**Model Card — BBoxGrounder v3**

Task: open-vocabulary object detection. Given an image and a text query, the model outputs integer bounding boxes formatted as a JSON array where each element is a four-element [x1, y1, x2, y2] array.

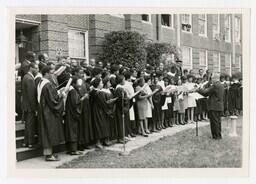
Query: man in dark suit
[[19, 51, 36, 80], [22, 63, 38, 147], [198, 73, 224, 139]]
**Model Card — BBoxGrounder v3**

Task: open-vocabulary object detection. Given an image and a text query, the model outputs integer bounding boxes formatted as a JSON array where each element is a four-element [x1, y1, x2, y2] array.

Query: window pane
[[199, 20, 205, 35], [182, 47, 191, 69], [199, 50, 206, 66], [225, 53, 231, 74], [161, 14, 170, 26], [213, 52, 220, 72], [142, 14, 149, 21], [68, 30, 86, 58], [212, 14, 218, 24]]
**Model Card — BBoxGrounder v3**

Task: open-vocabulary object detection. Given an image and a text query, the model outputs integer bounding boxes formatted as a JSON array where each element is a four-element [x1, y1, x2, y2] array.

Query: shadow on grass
[[58, 117, 242, 168]]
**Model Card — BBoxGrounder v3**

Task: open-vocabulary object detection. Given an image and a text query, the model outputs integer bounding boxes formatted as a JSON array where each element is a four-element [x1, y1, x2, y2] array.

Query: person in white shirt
[[123, 71, 136, 138]]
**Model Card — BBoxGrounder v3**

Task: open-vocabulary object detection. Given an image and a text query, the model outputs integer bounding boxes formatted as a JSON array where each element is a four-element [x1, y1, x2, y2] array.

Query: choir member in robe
[[115, 75, 132, 143], [89, 77, 111, 149], [228, 75, 241, 116], [151, 74, 165, 131], [64, 76, 83, 155], [101, 77, 119, 144], [79, 70, 94, 149], [37, 66, 66, 161]]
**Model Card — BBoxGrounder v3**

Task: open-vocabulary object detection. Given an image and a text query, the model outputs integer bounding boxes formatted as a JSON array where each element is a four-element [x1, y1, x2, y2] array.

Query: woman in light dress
[[135, 77, 157, 136], [185, 75, 197, 123], [144, 76, 154, 133]]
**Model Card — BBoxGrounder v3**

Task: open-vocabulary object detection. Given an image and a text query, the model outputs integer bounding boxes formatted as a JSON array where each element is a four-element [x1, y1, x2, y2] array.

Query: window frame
[[68, 29, 89, 64], [224, 14, 231, 42], [199, 49, 208, 69], [181, 14, 192, 33], [141, 14, 152, 24], [182, 46, 193, 70], [161, 14, 174, 29], [110, 14, 125, 18], [234, 16, 241, 44], [212, 51, 221, 73], [235, 55, 242, 71], [198, 14, 207, 37], [212, 14, 220, 40], [225, 53, 232, 75]]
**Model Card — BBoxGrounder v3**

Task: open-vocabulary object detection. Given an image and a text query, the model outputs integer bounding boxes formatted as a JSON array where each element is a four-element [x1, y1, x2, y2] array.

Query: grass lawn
[[58, 116, 242, 168]]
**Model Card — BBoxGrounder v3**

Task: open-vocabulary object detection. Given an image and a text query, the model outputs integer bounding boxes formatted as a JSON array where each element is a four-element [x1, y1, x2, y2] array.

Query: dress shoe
[[45, 155, 60, 161], [70, 151, 83, 155]]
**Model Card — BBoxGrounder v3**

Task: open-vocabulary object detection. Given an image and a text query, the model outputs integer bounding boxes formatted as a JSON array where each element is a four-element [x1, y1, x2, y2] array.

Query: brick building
[[15, 14, 242, 75], [15, 14, 243, 161]]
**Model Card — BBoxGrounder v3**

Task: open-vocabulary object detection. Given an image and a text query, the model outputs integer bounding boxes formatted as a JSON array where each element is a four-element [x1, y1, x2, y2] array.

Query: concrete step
[[16, 135, 38, 148], [16, 143, 67, 162], [16, 121, 25, 137]]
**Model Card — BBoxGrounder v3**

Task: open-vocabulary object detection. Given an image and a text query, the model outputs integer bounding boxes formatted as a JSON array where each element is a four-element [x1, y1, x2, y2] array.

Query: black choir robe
[[79, 81, 94, 145], [38, 82, 65, 149], [228, 82, 241, 113], [89, 89, 110, 140], [102, 89, 117, 140], [64, 87, 81, 143], [114, 86, 131, 138], [151, 84, 165, 124]]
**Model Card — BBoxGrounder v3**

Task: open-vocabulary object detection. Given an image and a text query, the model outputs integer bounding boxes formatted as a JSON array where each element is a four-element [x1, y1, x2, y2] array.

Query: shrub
[[145, 42, 180, 68], [99, 31, 147, 70]]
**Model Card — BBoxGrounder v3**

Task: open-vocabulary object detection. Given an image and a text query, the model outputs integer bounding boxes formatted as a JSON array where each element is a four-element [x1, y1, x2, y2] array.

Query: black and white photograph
[[3, 5, 252, 180]]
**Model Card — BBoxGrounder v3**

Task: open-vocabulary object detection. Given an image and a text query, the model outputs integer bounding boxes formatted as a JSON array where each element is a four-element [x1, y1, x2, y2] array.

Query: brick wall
[[16, 14, 242, 74]]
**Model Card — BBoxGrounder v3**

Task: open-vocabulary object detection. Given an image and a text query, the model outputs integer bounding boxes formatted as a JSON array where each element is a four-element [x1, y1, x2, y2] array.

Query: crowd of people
[[16, 51, 243, 161]]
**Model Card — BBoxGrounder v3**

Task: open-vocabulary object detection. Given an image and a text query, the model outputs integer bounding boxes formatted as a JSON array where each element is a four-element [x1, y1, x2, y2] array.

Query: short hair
[[144, 75, 151, 83], [71, 76, 79, 86], [41, 66, 51, 76], [116, 74, 125, 85], [137, 77, 145, 86], [29, 62, 37, 69], [72, 66, 80, 75], [124, 71, 132, 80], [91, 77, 101, 88], [25, 51, 35, 62], [38, 53, 45, 61], [110, 64, 119, 74], [102, 76, 110, 87], [183, 69, 188, 73], [91, 67, 103, 77]]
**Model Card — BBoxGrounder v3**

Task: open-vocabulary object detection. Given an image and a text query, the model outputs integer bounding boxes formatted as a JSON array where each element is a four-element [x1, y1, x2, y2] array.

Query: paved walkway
[[16, 121, 210, 169]]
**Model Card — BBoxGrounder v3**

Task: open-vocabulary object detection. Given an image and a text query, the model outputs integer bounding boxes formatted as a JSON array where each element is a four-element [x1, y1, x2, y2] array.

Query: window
[[110, 14, 124, 18], [142, 14, 151, 23], [212, 52, 220, 72], [225, 53, 231, 75], [199, 49, 207, 69], [212, 14, 220, 40], [235, 55, 242, 71], [198, 14, 207, 36], [224, 15, 231, 42], [182, 46, 192, 69], [181, 14, 192, 32], [161, 14, 173, 28], [235, 16, 241, 43], [68, 30, 88, 62]]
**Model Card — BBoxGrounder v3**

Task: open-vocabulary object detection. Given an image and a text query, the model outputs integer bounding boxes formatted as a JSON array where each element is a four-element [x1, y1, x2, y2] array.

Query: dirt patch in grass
[[58, 117, 242, 168]]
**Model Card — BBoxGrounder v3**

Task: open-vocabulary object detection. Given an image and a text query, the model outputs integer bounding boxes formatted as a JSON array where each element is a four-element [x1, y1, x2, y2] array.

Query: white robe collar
[[37, 78, 50, 103]]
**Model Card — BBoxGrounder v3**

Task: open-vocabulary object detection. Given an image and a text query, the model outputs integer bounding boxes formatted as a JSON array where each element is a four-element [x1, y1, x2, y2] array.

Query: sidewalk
[[16, 121, 210, 169]]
